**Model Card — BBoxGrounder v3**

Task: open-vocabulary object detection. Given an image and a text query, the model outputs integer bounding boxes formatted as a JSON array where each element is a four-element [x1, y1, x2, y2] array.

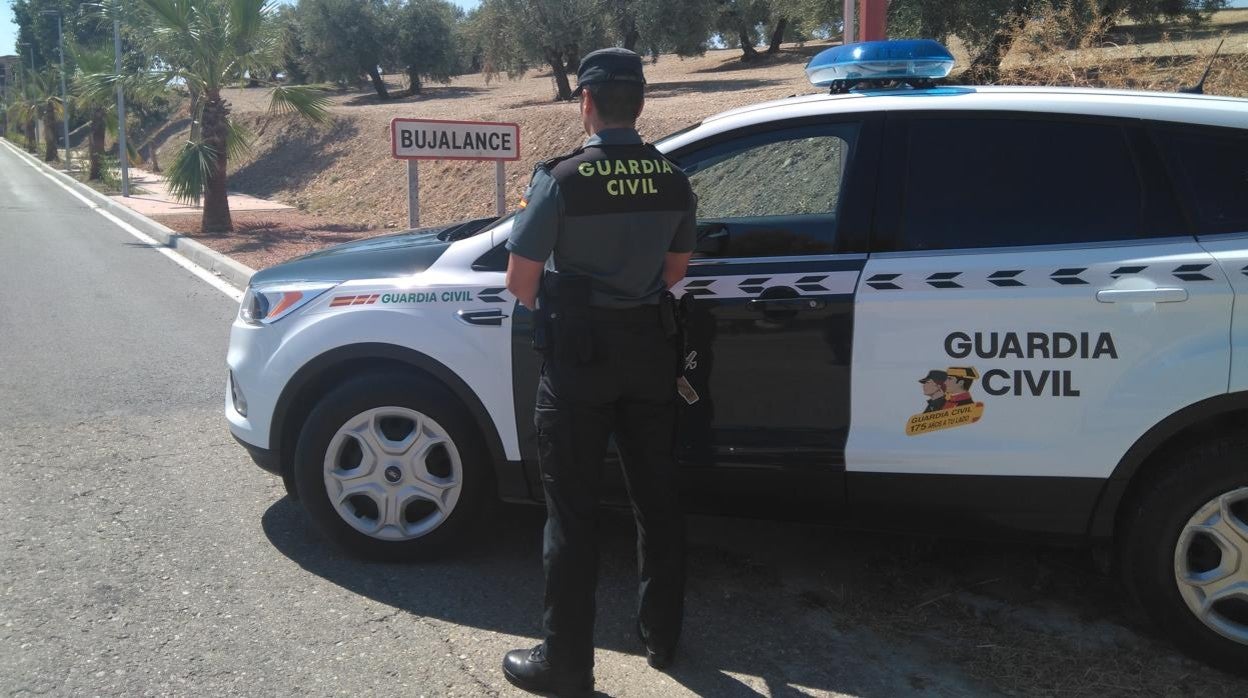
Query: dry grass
[[990, 6, 1248, 95], [141, 8, 1248, 268]]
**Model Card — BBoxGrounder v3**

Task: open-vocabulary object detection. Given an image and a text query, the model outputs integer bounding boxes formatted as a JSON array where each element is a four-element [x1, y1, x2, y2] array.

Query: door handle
[[1096, 288, 1188, 304], [747, 297, 826, 312]]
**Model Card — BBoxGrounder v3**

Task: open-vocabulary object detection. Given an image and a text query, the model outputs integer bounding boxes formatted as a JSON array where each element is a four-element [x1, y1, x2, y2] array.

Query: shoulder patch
[[538, 147, 586, 173]]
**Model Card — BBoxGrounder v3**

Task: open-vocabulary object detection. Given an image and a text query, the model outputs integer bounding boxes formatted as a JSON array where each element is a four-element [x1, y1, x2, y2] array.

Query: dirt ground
[[138, 9, 1248, 270], [150, 210, 393, 270]]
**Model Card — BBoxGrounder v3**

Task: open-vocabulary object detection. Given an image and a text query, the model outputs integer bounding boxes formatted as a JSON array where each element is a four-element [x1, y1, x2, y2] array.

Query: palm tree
[[28, 70, 66, 163], [138, 0, 330, 232], [72, 46, 118, 181], [11, 73, 43, 154], [74, 45, 165, 181]]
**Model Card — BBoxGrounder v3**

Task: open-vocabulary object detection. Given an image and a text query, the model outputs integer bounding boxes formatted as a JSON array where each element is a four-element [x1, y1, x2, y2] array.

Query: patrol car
[[225, 40, 1248, 672]]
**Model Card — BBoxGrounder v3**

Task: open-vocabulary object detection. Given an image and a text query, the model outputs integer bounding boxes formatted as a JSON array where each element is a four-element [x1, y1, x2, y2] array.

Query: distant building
[[0, 55, 19, 101]]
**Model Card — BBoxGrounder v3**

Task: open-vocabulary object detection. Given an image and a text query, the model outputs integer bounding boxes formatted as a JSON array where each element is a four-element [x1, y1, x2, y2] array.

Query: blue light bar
[[805, 39, 955, 88]]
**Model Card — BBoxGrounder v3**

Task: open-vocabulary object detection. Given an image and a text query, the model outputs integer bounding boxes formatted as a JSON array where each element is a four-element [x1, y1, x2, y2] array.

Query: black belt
[[590, 304, 661, 322]]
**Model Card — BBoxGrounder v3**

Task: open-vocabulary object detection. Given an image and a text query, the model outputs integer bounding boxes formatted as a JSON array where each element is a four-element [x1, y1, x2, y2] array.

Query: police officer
[[501, 47, 697, 697]]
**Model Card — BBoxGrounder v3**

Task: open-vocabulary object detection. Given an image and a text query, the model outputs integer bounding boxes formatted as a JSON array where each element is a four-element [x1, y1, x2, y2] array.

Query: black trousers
[[534, 306, 686, 670]]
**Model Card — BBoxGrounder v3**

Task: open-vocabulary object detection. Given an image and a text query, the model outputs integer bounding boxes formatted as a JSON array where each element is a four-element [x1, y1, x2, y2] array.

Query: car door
[[845, 112, 1233, 536], [664, 116, 882, 514]]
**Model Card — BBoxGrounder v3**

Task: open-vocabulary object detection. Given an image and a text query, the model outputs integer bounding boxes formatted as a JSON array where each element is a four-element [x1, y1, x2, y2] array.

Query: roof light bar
[[805, 39, 955, 93]]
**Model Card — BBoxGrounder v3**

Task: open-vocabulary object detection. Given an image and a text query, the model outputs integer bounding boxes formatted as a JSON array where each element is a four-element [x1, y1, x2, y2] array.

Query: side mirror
[[695, 222, 728, 256]]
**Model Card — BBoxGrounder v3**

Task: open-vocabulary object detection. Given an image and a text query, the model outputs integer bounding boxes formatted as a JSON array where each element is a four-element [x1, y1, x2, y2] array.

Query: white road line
[[1, 139, 244, 302]]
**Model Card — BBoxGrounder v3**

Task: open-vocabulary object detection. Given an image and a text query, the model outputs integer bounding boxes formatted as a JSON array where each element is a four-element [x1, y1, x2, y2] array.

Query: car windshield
[[438, 215, 511, 241]]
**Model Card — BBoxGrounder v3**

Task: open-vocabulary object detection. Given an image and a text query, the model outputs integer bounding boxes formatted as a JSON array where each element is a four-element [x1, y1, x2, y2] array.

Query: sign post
[[391, 118, 521, 228], [407, 160, 420, 227]]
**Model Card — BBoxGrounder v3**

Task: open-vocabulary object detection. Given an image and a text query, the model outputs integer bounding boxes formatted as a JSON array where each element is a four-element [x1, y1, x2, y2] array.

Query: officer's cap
[[572, 47, 646, 97], [918, 370, 948, 384], [946, 366, 980, 381]]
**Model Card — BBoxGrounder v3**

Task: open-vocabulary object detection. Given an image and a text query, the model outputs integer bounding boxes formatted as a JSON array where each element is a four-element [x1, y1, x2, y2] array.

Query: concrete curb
[[2, 138, 256, 291]]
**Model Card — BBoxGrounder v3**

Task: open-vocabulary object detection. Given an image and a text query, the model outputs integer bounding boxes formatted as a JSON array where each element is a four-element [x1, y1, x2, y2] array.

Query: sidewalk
[[112, 166, 294, 217]]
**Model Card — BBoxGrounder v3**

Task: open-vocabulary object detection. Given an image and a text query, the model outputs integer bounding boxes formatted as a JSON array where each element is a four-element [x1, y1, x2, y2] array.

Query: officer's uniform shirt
[[506, 128, 698, 309]]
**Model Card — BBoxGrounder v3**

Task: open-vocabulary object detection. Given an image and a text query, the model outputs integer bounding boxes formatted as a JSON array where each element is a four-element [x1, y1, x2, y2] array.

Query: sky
[[3, 0, 1246, 57], [1, 0, 482, 56]]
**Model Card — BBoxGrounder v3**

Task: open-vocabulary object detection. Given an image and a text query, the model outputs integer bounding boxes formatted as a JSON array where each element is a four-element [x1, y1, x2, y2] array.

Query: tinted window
[[897, 118, 1147, 251], [680, 123, 858, 257], [1161, 128, 1248, 235]]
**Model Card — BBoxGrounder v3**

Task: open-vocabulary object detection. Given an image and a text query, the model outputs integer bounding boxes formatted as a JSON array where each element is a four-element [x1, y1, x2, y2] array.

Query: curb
[[2, 138, 256, 291]]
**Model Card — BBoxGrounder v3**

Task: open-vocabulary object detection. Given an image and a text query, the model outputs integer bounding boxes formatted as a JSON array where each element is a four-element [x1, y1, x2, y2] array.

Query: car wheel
[[293, 371, 491, 561], [1121, 435, 1248, 676]]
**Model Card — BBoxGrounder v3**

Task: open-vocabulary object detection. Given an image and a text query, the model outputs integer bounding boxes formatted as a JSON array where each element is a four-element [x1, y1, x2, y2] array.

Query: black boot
[[502, 644, 593, 697], [637, 621, 676, 670]]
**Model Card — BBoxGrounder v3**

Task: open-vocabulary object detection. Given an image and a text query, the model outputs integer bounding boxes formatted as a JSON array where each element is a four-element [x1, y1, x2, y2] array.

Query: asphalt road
[[2, 140, 1245, 698]]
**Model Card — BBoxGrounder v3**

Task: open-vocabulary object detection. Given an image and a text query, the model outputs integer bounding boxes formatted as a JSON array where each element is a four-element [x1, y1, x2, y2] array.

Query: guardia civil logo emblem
[[905, 367, 986, 436]]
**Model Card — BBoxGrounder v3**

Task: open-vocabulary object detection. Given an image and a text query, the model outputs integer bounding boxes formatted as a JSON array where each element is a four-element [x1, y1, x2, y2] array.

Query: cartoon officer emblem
[[906, 366, 985, 436]]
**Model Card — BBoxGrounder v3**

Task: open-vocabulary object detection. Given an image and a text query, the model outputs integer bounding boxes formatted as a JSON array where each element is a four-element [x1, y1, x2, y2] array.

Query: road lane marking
[[0, 139, 244, 302]]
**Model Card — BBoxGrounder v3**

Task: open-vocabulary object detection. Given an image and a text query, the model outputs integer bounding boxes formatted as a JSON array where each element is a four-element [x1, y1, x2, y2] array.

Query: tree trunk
[[1092, 0, 1126, 40], [25, 119, 37, 153], [563, 44, 580, 76], [368, 65, 390, 100], [189, 86, 202, 143], [407, 65, 423, 95], [967, 0, 1032, 83], [544, 47, 573, 101], [739, 28, 760, 61], [623, 28, 640, 51], [43, 110, 58, 162], [767, 17, 789, 54], [89, 108, 106, 181], [200, 92, 232, 233]]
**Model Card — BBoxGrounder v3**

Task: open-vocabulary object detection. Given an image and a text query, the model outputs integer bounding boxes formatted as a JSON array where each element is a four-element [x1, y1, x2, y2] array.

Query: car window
[[896, 118, 1148, 251], [678, 123, 859, 258], [1159, 127, 1248, 235]]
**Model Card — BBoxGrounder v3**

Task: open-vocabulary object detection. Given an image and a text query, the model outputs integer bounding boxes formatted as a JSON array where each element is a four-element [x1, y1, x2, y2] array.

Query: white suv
[[225, 46, 1248, 673]]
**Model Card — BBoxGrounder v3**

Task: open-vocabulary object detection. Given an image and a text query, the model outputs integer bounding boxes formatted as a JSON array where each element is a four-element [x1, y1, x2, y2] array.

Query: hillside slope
[[139, 10, 1246, 268]]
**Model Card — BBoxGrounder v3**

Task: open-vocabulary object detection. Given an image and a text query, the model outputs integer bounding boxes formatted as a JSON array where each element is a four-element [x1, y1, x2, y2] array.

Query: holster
[[538, 272, 595, 365]]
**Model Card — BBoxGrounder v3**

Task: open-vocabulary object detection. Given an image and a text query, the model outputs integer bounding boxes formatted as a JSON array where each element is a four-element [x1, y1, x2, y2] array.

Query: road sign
[[390, 118, 521, 228], [391, 118, 520, 161]]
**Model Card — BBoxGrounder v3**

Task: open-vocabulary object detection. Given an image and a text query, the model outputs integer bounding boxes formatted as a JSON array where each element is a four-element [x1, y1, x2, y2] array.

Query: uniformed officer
[[500, 47, 698, 697]]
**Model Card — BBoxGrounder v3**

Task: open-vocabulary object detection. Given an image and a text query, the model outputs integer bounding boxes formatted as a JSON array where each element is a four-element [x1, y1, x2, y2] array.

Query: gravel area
[[150, 210, 392, 270]]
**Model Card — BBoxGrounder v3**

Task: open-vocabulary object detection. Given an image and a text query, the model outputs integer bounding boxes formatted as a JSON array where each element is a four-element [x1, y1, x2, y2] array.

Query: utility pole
[[843, 0, 856, 44], [114, 16, 130, 196], [18, 42, 36, 151], [42, 11, 71, 169]]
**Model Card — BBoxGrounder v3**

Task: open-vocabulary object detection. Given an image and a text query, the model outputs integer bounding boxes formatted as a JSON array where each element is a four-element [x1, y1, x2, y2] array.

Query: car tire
[[1120, 435, 1248, 676], [293, 371, 492, 562]]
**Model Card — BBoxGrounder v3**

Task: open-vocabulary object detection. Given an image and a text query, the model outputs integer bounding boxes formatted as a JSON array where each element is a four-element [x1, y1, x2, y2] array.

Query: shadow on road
[[259, 494, 1246, 696]]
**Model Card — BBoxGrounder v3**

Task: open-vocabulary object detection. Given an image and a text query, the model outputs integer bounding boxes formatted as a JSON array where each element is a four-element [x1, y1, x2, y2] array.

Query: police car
[[226, 40, 1248, 672]]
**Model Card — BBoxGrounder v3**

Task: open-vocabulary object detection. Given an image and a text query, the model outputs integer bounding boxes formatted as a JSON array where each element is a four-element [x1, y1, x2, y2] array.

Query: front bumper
[[231, 431, 282, 475]]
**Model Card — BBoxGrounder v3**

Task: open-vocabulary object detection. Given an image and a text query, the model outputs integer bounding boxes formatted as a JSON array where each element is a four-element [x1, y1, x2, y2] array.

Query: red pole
[[859, 0, 888, 41]]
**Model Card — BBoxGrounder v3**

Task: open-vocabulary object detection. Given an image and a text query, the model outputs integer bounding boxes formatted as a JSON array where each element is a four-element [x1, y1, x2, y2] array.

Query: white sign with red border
[[391, 118, 520, 162]]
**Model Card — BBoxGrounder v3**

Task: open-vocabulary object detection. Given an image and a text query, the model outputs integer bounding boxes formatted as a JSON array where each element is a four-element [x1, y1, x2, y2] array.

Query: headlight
[[240, 282, 338, 325]]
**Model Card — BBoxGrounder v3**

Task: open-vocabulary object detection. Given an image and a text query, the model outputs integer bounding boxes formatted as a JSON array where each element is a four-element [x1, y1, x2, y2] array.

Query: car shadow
[[257, 493, 1239, 696], [261, 497, 958, 696]]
